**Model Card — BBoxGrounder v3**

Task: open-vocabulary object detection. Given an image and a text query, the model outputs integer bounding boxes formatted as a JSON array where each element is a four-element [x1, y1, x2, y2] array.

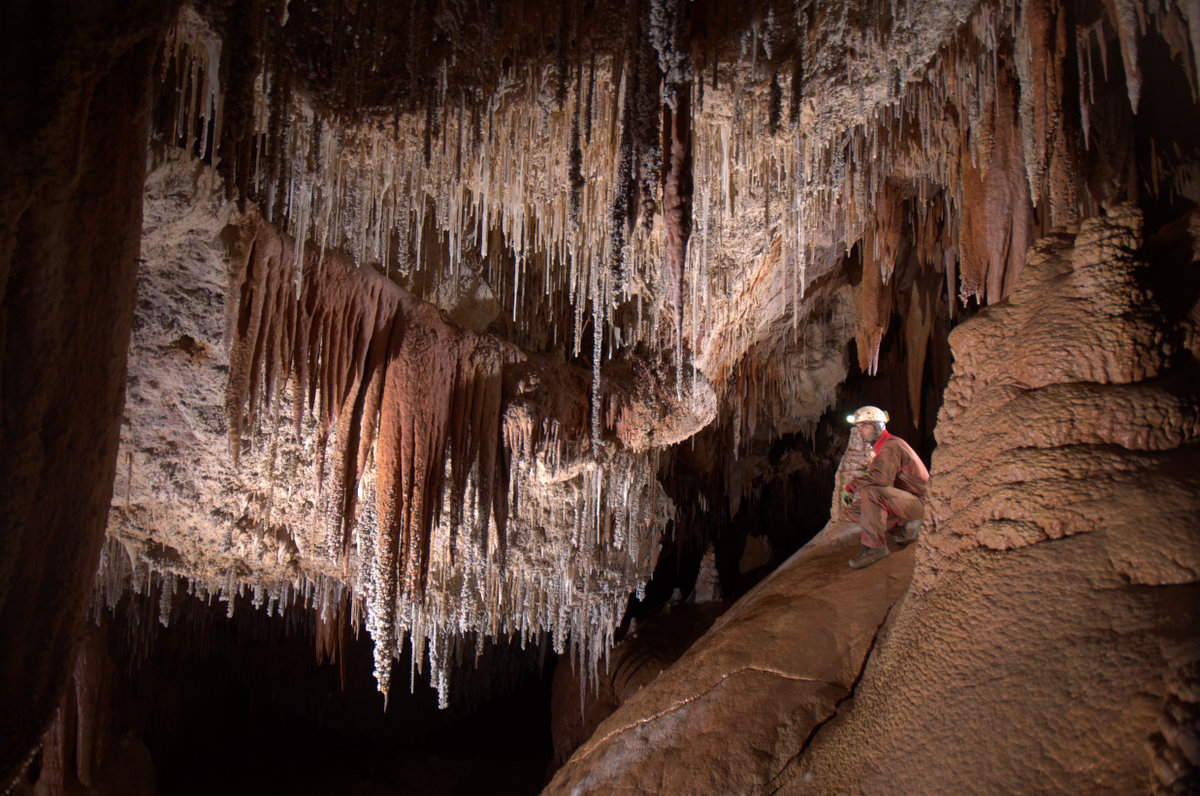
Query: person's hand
[[839, 487, 853, 507]]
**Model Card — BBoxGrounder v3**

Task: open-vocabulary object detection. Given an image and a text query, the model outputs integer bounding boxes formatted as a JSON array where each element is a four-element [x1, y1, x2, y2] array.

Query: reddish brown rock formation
[[958, 67, 1034, 303]]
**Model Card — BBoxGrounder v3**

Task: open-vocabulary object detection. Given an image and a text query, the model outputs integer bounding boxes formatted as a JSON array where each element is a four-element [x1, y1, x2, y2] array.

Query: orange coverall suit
[[848, 430, 930, 549]]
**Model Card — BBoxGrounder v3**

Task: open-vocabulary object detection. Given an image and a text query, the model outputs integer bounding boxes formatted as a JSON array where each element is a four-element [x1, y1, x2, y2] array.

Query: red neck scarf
[[873, 429, 894, 456]]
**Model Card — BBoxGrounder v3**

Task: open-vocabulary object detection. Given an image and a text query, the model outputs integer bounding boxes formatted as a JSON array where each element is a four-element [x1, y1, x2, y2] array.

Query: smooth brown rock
[[549, 601, 727, 768], [545, 527, 914, 794]]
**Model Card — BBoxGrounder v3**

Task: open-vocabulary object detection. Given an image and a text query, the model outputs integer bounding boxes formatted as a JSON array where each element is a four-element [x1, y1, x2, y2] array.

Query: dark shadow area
[[48, 587, 557, 796]]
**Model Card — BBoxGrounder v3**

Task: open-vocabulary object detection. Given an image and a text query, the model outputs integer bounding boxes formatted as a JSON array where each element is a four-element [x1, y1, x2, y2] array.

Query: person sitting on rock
[[839, 406, 930, 569]]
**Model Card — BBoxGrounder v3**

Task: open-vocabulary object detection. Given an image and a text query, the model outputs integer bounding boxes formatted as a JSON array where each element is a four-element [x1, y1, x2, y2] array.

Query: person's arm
[[840, 478, 857, 505], [858, 441, 903, 488]]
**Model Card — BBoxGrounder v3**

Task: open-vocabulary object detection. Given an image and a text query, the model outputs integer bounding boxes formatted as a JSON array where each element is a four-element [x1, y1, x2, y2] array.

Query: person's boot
[[848, 544, 890, 569], [895, 519, 921, 545]]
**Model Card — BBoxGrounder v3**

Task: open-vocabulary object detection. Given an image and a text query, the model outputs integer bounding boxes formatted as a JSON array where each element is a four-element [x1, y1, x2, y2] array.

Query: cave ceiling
[[99, 0, 1200, 707]]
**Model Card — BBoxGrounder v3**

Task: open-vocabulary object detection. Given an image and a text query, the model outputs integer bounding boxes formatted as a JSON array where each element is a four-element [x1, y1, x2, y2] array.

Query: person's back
[[865, 432, 929, 498]]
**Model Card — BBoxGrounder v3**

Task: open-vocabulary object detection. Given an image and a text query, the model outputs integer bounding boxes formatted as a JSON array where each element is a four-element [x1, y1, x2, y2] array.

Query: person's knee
[[860, 485, 891, 511]]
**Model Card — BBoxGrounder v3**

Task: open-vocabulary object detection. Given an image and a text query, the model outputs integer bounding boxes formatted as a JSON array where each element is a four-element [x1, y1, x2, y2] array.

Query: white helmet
[[845, 405, 889, 425]]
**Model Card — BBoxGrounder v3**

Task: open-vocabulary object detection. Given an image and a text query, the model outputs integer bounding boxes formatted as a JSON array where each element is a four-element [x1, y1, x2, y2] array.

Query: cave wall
[[0, 2, 178, 785]]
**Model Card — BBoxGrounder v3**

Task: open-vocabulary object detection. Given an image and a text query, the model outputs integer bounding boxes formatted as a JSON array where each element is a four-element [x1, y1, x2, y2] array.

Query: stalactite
[[1103, 0, 1144, 112], [217, 0, 266, 205], [903, 271, 939, 427], [556, 1, 572, 108], [1015, 0, 1080, 226], [226, 225, 280, 465], [650, 0, 691, 107], [768, 72, 782, 135], [633, 25, 664, 226], [585, 53, 597, 144], [592, 253, 605, 452], [662, 88, 694, 360], [611, 54, 635, 285], [570, 73, 585, 227], [958, 65, 1032, 303], [855, 235, 893, 378], [789, 39, 804, 126]]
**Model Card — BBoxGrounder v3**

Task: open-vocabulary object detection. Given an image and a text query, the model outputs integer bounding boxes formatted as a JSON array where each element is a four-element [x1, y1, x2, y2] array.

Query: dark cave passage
[[30, 588, 558, 795]]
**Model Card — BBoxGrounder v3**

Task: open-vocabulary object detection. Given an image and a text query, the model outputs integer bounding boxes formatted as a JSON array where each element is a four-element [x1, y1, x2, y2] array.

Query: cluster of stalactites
[[224, 216, 673, 702], [688, 3, 1000, 382], [158, 1, 1200, 398], [691, 0, 1199, 403], [225, 216, 522, 694], [89, 536, 354, 663], [157, 3, 706, 490], [837, 0, 1200, 373], [156, 3, 689, 361], [358, 446, 667, 709], [95, 439, 667, 709], [157, 6, 226, 165]]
